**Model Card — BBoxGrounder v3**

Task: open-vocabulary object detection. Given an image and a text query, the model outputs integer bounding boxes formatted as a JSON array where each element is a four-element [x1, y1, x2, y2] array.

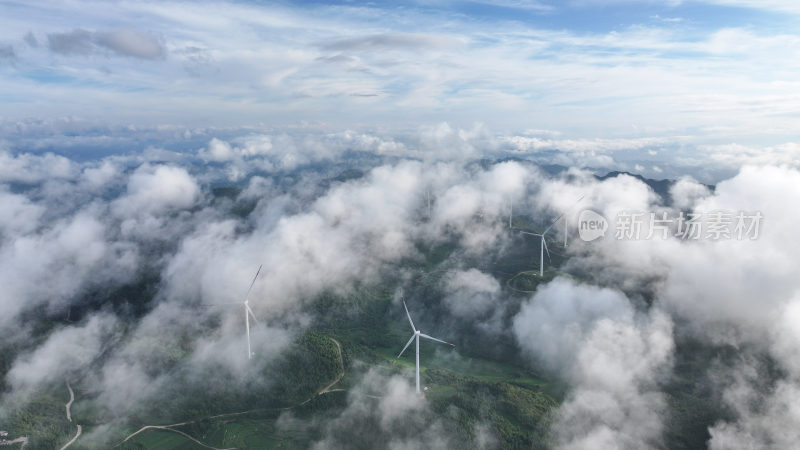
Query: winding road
[[0, 436, 28, 449], [121, 424, 232, 450], [118, 336, 346, 449], [65, 382, 74, 422], [318, 338, 345, 394], [60, 382, 81, 450], [58, 426, 81, 450]]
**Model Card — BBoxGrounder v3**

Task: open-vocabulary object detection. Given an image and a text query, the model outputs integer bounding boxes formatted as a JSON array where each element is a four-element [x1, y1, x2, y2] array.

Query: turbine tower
[[512, 195, 585, 276], [396, 299, 454, 394], [242, 265, 262, 360], [518, 231, 551, 276], [510, 195, 585, 244]]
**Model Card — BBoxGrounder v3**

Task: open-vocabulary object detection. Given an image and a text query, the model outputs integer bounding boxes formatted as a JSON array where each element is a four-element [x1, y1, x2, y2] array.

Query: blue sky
[[0, 0, 798, 171]]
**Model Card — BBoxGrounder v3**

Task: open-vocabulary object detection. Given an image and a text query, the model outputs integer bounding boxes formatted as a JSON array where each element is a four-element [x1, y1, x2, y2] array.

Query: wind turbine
[[514, 195, 585, 276], [548, 195, 586, 247], [242, 265, 262, 360], [396, 299, 454, 394], [518, 231, 551, 276]]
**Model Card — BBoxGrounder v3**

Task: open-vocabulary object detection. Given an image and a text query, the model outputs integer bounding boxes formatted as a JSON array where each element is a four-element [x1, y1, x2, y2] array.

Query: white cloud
[[542, 164, 800, 448], [669, 176, 711, 209], [113, 164, 200, 217], [703, 142, 800, 169], [200, 137, 236, 162], [0, 190, 45, 236], [81, 159, 123, 189], [3, 129, 800, 450], [3, 0, 800, 140], [0, 209, 138, 328], [442, 269, 502, 320], [6, 314, 119, 404], [0, 150, 77, 183], [311, 370, 455, 449], [700, 0, 800, 14], [513, 277, 674, 448]]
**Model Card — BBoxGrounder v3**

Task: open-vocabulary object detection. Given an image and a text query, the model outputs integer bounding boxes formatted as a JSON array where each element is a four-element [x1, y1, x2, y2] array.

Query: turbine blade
[[542, 237, 551, 263], [397, 333, 416, 358], [242, 264, 263, 304], [402, 298, 416, 331], [542, 195, 586, 234], [419, 333, 455, 347], [245, 303, 260, 325]]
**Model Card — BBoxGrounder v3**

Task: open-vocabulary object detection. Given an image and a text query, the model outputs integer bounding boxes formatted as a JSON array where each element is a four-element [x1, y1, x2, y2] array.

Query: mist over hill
[[1, 131, 798, 448]]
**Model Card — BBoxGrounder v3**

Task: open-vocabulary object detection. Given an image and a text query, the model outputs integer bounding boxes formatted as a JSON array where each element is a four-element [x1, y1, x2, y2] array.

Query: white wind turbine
[[518, 230, 551, 277], [551, 195, 586, 247], [242, 265, 262, 360], [396, 298, 455, 394], [512, 195, 586, 276]]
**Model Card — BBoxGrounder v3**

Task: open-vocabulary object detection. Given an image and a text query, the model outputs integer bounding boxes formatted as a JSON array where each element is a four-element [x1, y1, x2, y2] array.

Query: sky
[[1, 0, 798, 153]]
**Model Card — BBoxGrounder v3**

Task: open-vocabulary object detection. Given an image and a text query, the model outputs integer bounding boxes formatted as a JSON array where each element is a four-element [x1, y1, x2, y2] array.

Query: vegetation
[[1, 389, 75, 449], [0, 207, 748, 449]]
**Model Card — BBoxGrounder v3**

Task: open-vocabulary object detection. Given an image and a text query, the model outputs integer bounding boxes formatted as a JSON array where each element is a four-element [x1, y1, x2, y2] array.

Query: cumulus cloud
[[0, 150, 77, 184], [652, 166, 800, 448], [5, 314, 120, 406], [200, 137, 236, 162], [442, 269, 501, 319], [513, 278, 637, 372], [656, 165, 800, 337], [0, 208, 138, 329], [0, 148, 530, 442], [197, 130, 413, 182], [0, 190, 45, 237], [537, 164, 800, 448], [2, 132, 800, 450], [513, 277, 674, 448], [113, 164, 200, 216], [81, 159, 122, 189], [310, 370, 457, 449], [703, 142, 800, 170], [708, 356, 800, 449], [161, 160, 430, 314], [669, 176, 712, 210]]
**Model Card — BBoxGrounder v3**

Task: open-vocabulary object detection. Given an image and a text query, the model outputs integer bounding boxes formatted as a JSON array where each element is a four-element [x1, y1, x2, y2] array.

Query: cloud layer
[[1, 132, 799, 448]]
